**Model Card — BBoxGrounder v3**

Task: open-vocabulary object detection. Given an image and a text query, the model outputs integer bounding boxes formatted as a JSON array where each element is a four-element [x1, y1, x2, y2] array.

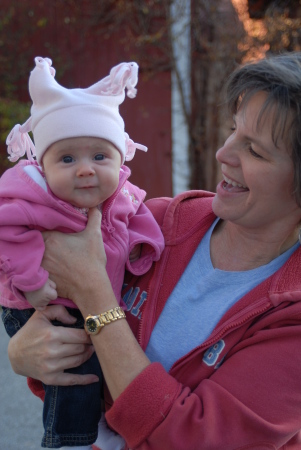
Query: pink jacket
[[0, 160, 164, 309], [28, 190, 301, 449]]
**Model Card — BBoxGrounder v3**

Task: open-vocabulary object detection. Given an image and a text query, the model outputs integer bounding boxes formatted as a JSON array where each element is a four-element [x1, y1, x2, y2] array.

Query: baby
[[0, 57, 164, 450]]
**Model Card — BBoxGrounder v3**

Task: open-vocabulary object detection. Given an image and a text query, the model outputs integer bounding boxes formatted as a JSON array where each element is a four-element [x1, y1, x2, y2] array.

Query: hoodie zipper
[[169, 298, 272, 373], [137, 246, 171, 349], [101, 170, 129, 232]]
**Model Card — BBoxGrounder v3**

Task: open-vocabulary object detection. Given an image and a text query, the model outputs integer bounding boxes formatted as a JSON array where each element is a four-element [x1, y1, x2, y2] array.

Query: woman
[[7, 53, 301, 449]]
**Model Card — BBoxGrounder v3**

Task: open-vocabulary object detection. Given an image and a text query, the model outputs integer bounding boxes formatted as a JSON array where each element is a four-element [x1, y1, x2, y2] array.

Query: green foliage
[[0, 98, 31, 174], [0, 98, 30, 141]]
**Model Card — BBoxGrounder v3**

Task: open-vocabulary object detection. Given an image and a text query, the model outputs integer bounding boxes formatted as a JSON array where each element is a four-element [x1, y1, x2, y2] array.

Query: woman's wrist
[[72, 269, 119, 318], [90, 315, 151, 400], [72, 271, 151, 400]]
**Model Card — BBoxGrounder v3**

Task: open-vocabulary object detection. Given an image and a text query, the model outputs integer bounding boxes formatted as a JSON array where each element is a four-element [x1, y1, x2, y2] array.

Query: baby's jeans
[[1, 306, 103, 448]]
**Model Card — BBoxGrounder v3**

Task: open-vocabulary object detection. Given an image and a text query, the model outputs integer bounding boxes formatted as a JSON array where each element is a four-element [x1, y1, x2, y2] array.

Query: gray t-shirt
[[145, 219, 299, 372]]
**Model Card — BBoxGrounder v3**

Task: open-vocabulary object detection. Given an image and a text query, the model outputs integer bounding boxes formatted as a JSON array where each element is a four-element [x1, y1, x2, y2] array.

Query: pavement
[[0, 315, 44, 449]]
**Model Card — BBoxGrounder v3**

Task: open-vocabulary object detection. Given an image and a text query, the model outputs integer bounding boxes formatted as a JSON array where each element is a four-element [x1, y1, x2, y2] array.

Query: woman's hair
[[225, 52, 301, 206]]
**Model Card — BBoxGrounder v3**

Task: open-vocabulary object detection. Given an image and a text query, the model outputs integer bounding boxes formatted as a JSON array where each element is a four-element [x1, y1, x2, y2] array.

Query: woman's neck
[[210, 220, 299, 271]]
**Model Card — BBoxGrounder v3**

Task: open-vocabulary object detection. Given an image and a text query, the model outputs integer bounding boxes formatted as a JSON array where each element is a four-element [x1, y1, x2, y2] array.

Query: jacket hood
[[268, 249, 301, 305], [0, 160, 50, 204], [160, 190, 215, 244]]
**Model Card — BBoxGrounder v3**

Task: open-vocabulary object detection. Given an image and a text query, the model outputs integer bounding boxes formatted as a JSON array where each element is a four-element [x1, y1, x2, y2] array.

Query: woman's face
[[212, 92, 301, 234]]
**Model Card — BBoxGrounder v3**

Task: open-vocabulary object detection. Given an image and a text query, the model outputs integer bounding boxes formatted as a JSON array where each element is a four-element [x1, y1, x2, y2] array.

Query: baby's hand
[[24, 278, 57, 311], [129, 244, 142, 262]]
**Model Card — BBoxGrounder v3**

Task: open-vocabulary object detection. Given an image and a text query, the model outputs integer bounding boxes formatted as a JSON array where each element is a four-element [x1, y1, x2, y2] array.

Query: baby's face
[[42, 137, 121, 208]]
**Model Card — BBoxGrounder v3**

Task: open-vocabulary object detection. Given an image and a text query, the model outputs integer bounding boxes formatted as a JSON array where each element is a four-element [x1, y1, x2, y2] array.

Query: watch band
[[85, 306, 126, 335]]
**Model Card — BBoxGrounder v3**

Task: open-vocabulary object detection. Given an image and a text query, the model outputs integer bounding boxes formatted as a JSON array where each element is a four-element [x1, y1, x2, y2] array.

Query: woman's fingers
[[27, 340, 98, 386], [39, 347, 99, 386], [50, 326, 91, 346], [8, 305, 99, 386], [45, 371, 100, 387], [40, 303, 78, 325]]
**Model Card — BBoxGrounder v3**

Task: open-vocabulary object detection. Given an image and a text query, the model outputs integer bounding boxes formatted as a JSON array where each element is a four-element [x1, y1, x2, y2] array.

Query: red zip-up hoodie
[[30, 191, 301, 449]]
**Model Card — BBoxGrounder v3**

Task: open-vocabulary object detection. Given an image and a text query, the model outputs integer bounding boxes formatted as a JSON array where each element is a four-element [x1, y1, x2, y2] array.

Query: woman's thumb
[[86, 207, 102, 232]]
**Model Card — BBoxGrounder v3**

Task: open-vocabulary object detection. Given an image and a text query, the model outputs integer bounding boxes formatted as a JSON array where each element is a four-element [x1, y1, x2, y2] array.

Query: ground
[[0, 318, 44, 449]]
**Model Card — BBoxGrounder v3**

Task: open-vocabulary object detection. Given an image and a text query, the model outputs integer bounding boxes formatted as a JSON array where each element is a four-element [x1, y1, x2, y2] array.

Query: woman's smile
[[223, 175, 248, 189], [220, 174, 248, 193]]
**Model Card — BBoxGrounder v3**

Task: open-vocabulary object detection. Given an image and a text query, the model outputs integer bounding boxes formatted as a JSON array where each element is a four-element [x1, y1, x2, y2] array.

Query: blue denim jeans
[[1, 306, 103, 448]]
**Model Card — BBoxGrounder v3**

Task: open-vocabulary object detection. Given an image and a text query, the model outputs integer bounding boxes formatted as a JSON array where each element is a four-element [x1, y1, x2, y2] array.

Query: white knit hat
[[6, 57, 147, 164]]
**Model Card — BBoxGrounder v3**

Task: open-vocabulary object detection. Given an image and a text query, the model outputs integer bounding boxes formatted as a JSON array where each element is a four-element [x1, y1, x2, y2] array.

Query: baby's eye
[[94, 153, 105, 161], [62, 155, 74, 163]]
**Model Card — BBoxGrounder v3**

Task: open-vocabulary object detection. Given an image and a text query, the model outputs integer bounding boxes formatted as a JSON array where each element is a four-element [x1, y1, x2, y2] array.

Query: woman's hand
[[8, 305, 99, 386], [42, 207, 107, 304], [40, 207, 150, 401]]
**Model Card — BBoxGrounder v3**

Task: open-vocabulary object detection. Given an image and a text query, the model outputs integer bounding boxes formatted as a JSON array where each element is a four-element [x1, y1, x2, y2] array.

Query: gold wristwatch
[[84, 306, 126, 335]]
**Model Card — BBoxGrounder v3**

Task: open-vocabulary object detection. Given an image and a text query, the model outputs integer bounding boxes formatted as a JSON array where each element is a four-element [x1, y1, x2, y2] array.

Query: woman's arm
[[41, 207, 151, 400]]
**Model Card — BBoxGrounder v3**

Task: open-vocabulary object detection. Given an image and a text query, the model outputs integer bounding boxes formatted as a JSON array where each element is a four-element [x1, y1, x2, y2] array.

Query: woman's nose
[[216, 136, 240, 167]]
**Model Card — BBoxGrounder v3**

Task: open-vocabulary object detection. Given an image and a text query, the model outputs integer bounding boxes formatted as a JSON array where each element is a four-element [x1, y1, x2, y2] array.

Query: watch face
[[86, 317, 98, 333]]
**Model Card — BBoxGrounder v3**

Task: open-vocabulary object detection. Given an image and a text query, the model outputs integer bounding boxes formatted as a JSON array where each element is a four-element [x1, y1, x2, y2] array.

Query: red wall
[[0, 1, 172, 199]]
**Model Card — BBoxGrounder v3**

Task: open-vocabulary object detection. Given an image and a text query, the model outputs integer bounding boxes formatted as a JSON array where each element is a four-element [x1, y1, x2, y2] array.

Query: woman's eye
[[94, 153, 105, 161], [249, 146, 262, 158], [62, 156, 74, 163]]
